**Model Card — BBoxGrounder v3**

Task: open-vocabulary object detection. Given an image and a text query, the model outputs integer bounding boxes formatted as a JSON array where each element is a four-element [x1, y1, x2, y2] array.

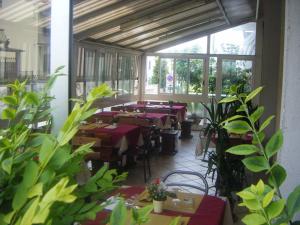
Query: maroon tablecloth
[[84, 186, 226, 225], [127, 104, 186, 120], [95, 111, 120, 117], [92, 124, 141, 147]]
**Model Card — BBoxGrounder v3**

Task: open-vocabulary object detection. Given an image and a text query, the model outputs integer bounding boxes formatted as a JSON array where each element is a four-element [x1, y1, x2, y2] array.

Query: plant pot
[[153, 200, 164, 213]]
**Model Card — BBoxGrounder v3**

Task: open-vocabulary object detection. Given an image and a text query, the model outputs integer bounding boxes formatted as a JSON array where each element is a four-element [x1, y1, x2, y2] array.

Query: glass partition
[[145, 56, 159, 94]]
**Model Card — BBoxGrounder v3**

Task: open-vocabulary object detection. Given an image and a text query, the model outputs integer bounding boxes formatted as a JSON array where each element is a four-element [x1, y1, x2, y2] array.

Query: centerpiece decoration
[[147, 179, 175, 213]]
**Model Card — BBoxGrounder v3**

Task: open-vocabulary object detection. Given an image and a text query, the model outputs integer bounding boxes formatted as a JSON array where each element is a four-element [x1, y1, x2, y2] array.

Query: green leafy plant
[[0, 67, 131, 225], [220, 86, 300, 225]]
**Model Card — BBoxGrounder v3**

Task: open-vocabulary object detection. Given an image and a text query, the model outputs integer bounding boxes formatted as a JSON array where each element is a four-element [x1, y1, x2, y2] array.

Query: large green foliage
[[0, 68, 157, 225], [220, 86, 300, 225]]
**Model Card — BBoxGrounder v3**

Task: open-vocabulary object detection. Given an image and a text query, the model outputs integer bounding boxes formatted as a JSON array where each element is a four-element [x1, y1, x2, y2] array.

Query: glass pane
[[96, 52, 105, 85], [160, 58, 174, 94], [0, 0, 51, 112], [84, 50, 95, 81], [175, 59, 188, 94], [118, 55, 132, 95], [189, 59, 204, 95], [145, 56, 158, 94], [158, 36, 207, 54], [221, 60, 253, 96], [209, 57, 217, 97], [210, 22, 256, 55]]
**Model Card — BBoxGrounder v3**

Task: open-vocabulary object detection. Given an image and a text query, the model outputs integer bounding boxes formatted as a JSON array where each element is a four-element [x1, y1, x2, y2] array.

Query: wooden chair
[[93, 133, 122, 168], [72, 136, 102, 174]]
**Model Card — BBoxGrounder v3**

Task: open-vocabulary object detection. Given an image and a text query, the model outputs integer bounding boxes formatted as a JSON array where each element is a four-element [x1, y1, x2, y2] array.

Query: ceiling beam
[[129, 19, 226, 49], [115, 10, 222, 46], [100, 1, 219, 42], [215, 0, 231, 25], [74, 0, 182, 40]]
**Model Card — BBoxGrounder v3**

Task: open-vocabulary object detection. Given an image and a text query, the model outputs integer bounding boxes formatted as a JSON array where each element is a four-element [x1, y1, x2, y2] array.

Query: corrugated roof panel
[[103, 2, 219, 43], [74, 0, 159, 34], [116, 10, 222, 46], [130, 19, 226, 49]]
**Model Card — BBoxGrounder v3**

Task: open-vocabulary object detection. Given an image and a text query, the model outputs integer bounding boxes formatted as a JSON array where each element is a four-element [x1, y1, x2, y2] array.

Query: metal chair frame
[[162, 170, 209, 195]]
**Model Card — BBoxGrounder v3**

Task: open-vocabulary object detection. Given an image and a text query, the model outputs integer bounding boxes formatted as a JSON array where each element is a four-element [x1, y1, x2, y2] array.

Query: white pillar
[[50, 0, 71, 134], [278, 0, 300, 217]]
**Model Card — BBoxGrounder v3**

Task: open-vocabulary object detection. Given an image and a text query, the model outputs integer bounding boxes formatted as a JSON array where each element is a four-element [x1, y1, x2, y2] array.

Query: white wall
[[50, 0, 70, 134], [278, 0, 300, 220]]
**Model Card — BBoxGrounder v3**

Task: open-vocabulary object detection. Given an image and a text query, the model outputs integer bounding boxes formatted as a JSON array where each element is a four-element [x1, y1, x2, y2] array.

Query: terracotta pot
[[153, 200, 164, 213]]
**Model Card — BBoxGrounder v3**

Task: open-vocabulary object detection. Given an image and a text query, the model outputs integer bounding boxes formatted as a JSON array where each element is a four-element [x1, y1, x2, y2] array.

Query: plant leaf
[[242, 213, 266, 225], [266, 199, 285, 219], [1, 157, 13, 174], [269, 164, 287, 188], [245, 87, 263, 103], [259, 116, 275, 132], [266, 130, 283, 158], [287, 185, 300, 218], [226, 144, 259, 156], [218, 96, 238, 104], [262, 190, 275, 208], [223, 120, 252, 134], [242, 156, 269, 172], [2, 108, 16, 120], [109, 199, 127, 225], [250, 106, 264, 123]]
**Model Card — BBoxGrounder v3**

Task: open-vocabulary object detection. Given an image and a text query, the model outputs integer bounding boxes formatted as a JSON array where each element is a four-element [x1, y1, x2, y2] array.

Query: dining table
[[125, 104, 187, 122], [93, 111, 173, 129], [84, 186, 233, 225], [79, 123, 144, 155]]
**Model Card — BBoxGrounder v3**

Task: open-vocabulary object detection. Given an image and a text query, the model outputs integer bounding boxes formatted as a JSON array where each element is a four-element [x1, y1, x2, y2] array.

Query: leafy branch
[[219, 86, 300, 225]]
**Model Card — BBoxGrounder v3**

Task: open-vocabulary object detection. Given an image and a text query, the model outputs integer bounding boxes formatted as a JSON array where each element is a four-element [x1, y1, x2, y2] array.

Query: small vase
[[153, 200, 164, 213]]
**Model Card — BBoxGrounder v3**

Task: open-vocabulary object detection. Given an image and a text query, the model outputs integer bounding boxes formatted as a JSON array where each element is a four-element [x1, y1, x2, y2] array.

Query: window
[[189, 59, 204, 95], [210, 23, 256, 55], [0, 0, 51, 111], [160, 58, 174, 94], [209, 57, 217, 97], [145, 56, 159, 94], [221, 60, 253, 96], [175, 59, 188, 94], [158, 36, 207, 54]]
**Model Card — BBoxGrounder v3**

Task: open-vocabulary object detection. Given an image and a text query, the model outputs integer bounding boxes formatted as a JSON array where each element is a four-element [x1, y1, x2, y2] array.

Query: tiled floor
[[124, 131, 217, 195]]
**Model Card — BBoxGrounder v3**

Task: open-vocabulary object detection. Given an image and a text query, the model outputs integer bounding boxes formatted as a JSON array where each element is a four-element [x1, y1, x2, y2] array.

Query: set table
[[84, 186, 233, 225]]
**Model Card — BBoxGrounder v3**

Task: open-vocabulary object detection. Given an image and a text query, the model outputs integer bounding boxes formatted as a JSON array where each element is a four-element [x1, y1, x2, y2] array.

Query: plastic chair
[[162, 170, 209, 195]]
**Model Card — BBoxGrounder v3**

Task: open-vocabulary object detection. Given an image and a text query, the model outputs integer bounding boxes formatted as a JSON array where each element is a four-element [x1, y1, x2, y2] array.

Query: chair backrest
[[162, 170, 209, 195], [72, 136, 102, 147], [93, 133, 112, 146]]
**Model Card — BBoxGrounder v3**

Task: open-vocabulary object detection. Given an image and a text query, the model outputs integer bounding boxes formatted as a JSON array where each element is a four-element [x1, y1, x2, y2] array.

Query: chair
[[72, 136, 102, 174], [162, 170, 209, 195], [92, 133, 122, 169], [136, 126, 153, 182]]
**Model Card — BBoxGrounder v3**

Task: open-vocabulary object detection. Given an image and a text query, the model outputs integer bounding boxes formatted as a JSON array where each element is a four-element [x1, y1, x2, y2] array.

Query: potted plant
[[147, 179, 175, 213]]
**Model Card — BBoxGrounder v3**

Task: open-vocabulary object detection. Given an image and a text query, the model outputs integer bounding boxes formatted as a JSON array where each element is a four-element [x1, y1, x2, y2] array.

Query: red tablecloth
[[127, 104, 186, 121], [92, 124, 141, 147], [95, 111, 120, 117], [84, 186, 226, 225]]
